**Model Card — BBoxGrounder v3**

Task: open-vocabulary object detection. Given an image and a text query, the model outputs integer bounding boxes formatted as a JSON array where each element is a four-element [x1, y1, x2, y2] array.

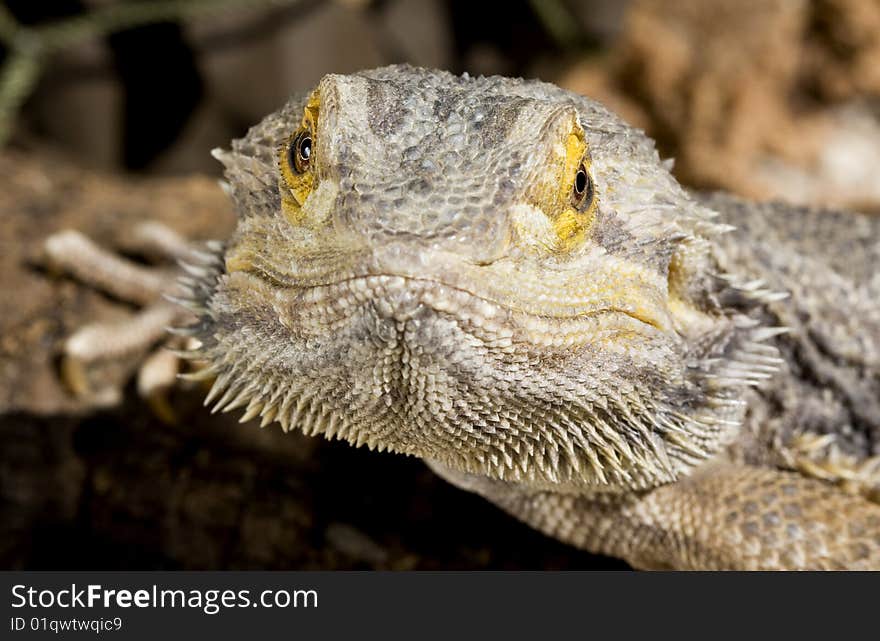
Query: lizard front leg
[[43, 224, 198, 411], [429, 461, 880, 570]]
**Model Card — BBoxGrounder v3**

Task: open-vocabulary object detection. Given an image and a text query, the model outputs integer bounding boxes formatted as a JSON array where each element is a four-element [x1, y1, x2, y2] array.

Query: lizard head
[[189, 65, 780, 492]]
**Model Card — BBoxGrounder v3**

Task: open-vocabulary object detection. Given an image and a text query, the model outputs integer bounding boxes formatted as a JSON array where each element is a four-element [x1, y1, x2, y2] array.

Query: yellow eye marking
[[552, 129, 598, 251], [517, 117, 599, 255], [279, 90, 322, 225], [519, 109, 599, 253], [553, 208, 586, 244]]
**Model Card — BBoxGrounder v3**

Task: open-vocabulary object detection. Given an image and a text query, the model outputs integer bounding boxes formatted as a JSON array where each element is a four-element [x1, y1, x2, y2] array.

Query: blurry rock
[[567, 0, 631, 42], [758, 103, 880, 213], [325, 522, 390, 566], [149, 100, 234, 175], [555, 0, 880, 212], [614, 0, 815, 198], [550, 57, 649, 132], [27, 41, 122, 170], [804, 0, 880, 100], [379, 0, 453, 69]]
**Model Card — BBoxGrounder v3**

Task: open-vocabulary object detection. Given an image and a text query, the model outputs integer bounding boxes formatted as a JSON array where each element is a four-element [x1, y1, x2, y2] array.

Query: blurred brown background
[[2, 0, 879, 570]]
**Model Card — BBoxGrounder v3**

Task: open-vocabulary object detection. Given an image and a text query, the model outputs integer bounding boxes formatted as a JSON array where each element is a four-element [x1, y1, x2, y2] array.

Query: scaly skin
[[59, 65, 880, 569]]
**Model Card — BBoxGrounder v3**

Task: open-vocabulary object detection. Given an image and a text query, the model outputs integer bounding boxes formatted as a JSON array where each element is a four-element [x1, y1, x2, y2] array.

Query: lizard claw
[[43, 223, 197, 411]]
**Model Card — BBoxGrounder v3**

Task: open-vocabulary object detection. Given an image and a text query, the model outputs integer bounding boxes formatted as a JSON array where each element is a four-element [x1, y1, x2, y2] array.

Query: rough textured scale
[[48, 65, 880, 570]]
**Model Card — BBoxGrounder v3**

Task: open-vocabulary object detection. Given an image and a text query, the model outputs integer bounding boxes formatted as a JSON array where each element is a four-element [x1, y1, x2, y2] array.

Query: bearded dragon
[[44, 65, 880, 570]]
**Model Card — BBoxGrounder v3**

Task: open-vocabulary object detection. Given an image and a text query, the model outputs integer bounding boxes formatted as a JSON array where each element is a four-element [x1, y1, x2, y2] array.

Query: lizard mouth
[[226, 241, 672, 334], [274, 272, 666, 349]]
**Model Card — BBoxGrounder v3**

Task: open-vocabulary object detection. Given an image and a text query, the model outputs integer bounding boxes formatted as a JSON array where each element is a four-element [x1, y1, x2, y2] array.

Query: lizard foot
[[43, 223, 200, 414], [782, 433, 880, 504]]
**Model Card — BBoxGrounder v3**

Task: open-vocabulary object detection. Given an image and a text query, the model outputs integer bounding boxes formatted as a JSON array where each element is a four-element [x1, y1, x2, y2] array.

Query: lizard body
[[48, 65, 880, 569]]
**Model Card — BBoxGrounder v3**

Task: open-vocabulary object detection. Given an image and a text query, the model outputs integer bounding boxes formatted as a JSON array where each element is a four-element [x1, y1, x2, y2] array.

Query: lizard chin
[[176, 246, 768, 493]]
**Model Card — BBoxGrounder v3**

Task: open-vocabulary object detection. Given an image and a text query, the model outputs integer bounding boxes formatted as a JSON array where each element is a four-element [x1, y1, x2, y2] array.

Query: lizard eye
[[572, 162, 593, 209], [289, 129, 312, 174]]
